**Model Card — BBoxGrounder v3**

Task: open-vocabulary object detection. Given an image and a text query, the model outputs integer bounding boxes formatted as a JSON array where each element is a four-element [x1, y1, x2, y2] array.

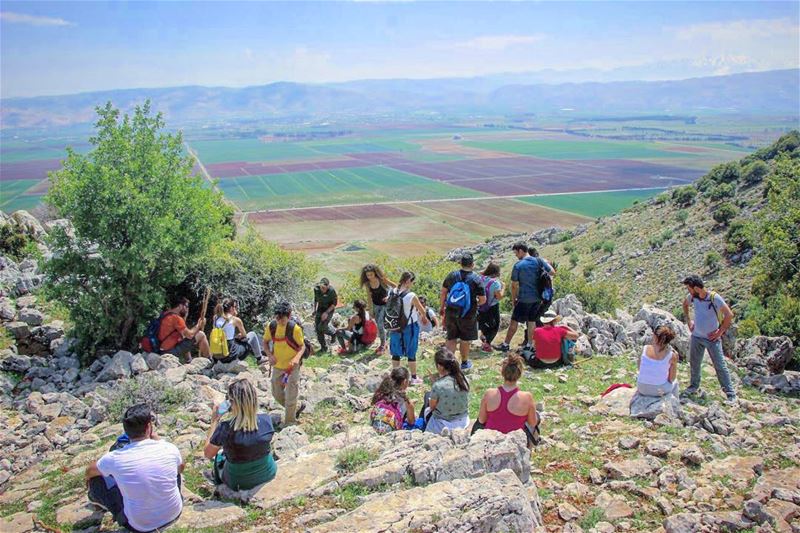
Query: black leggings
[[478, 305, 501, 344]]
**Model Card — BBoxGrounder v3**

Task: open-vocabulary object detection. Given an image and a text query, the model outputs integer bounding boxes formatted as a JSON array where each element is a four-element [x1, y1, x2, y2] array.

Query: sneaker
[[679, 389, 704, 403], [494, 343, 510, 352], [460, 360, 473, 371], [87, 497, 109, 513], [295, 402, 307, 420], [410, 377, 424, 386], [724, 395, 738, 406], [480, 342, 493, 353], [375, 345, 385, 355]]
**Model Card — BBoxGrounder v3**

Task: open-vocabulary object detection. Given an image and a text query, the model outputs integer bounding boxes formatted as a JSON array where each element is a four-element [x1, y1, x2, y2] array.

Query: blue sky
[[1, 1, 798, 98]]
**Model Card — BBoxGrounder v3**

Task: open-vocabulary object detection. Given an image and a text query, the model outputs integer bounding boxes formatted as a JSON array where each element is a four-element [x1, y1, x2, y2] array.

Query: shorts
[[390, 322, 420, 362], [512, 301, 545, 325], [444, 310, 478, 341], [163, 338, 195, 357]]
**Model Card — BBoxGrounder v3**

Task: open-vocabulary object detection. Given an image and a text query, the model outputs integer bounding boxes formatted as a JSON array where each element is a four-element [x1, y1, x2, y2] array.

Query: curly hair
[[360, 264, 390, 288], [501, 353, 524, 382]]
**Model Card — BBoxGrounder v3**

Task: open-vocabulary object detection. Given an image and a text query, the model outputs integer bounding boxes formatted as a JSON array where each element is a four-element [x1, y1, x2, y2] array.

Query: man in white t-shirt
[[85, 404, 184, 532]]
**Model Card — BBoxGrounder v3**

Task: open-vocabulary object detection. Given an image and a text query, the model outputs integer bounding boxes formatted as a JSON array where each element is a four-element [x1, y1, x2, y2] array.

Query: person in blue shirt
[[495, 242, 554, 353]]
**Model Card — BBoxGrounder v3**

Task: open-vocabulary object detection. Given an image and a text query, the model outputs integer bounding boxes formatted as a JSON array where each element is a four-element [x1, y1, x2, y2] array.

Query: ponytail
[[214, 297, 236, 320], [434, 346, 469, 392]]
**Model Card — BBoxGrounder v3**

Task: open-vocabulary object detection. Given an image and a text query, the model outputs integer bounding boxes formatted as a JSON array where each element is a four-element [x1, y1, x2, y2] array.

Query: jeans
[[88, 475, 182, 532], [687, 336, 735, 397], [373, 304, 387, 345], [336, 329, 362, 352], [216, 332, 264, 363]]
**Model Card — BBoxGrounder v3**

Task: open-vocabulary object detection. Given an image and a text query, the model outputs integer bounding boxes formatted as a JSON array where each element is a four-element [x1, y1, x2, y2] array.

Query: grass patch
[[0, 500, 26, 518], [579, 507, 606, 530], [332, 483, 372, 511], [303, 353, 341, 370], [0, 328, 15, 351], [105, 373, 193, 421], [182, 460, 214, 498], [336, 446, 379, 474]]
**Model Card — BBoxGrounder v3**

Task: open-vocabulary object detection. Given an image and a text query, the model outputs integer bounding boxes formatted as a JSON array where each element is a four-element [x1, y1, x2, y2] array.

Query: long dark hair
[[213, 297, 237, 319], [353, 300, 367, 324], [360, 264, 390, 288], [482, 262, 500, 278], [372, 372, 407, 404], [398, 271, 415, 288], [434, 346, 469, 392]]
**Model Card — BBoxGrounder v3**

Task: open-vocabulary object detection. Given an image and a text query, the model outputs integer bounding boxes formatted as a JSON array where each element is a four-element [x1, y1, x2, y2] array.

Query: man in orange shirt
[[158, 296, 210, 363]]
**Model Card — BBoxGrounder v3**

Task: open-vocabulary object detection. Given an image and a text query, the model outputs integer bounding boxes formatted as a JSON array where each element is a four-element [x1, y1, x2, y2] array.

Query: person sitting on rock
[[158, 295, 210, 363], [370, 367, 417, 433], [211, 297, 266, 365], [85, 404, 184, 532], [476, 353, 540, 448], [335, 300, 374, 355], [204, 377, 277, 491], [530, 310, 579, 368], [424, 346, 471, 435], [636, 324, 679, 397]]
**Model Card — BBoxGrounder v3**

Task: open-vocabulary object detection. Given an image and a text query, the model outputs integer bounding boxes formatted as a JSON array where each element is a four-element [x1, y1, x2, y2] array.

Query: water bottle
[[217, 400, 230, 416], [281, 372, 289, 388]]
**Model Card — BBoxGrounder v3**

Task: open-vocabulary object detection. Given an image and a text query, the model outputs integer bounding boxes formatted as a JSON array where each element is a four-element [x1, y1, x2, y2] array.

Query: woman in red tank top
[[478, 354, 539, 441]]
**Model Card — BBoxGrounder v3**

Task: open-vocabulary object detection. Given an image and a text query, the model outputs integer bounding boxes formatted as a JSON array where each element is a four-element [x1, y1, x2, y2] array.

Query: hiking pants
[[373, 304, 387, 345], [315, 313, 333, 350], [217, 332, 263, 363], [271, 366, 301, 425], [478, 305, 501, 344], [687, 336, 735, 397]]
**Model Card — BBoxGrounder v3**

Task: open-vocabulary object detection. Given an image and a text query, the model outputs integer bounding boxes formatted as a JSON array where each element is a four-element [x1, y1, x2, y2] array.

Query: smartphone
[[217, 400, 230, 416]]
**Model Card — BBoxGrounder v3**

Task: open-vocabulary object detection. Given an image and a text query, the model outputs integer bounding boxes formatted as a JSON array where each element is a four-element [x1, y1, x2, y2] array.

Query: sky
[[1, 1, 799, 98]]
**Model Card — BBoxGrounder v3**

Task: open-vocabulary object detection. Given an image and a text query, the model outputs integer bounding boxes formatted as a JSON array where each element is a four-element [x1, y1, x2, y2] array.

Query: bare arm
[[439, 287, 448, 317], [428, 397, 439, 412], [85, 461, 103, 481], [668, 353, 678, 383], [511, 281, 519, 303], [478, 393, 489, 424], [234, 317, 247, 339], [564, 325, 579, 341], [204, 406, 222, 460], [527, 394, 539, 428], [476, 293, 487, 306], [405, 397, 416, 425], [682, 299, 692, 331], [412, 296, 430, 325]]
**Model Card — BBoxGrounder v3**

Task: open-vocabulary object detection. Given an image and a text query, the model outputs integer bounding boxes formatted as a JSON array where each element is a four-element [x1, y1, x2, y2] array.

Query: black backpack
[[538, 258, 554, 302], [269, 319, 315, 360], [384, 290, 411, 332]]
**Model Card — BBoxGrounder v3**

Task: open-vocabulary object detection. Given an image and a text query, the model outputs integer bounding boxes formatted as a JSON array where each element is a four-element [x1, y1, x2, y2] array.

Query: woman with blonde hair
[[203, 378, 277, 490]]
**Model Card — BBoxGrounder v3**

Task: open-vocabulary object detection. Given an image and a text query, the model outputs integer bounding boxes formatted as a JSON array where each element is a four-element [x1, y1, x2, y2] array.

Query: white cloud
[[0, 11, 74, 27], [448, 34, 545, 51]]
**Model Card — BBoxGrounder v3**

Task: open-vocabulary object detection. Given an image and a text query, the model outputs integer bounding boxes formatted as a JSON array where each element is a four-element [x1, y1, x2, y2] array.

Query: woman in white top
[[389, 272, 430, 386], [213, 298, 265, 365], [636, 324, 679, 397]]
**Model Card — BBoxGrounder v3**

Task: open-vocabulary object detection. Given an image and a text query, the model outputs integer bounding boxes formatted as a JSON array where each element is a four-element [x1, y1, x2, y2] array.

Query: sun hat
[[540, 310, 560, 324]]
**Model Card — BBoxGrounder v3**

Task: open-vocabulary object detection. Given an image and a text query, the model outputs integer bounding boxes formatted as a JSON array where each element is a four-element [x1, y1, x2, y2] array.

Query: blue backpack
[[446, 271, 472, 318]]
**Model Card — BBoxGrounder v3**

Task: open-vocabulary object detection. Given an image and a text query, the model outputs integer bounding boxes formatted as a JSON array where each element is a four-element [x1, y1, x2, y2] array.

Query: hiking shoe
[[680, 389, 705, 403], [336, 347, 349, 355], [460, 360, 473, 371], [295, 402, 307, 420], [410, 377, 424, 386], [724, 395, 738, 406], [375, 345, 385, 355], [480, 342, 493, 353], [494, 343, 510, 352]]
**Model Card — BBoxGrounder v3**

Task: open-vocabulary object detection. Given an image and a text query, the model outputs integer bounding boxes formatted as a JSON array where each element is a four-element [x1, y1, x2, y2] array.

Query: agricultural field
[[517, 188, 665, 218]]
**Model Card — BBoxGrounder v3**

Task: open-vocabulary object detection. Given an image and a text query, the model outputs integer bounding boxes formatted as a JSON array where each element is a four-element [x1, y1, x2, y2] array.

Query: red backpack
[[361, 319, 378, 345]]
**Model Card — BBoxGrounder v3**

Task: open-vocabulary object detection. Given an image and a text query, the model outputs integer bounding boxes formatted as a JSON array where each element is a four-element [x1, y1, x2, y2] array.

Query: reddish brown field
[[0, 159, 62, 181], [248, 204, 414, 223]]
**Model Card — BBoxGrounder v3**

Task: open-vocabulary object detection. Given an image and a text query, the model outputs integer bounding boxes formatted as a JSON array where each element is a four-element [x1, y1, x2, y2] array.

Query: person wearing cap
[[440, 253, 486, 371], [263, 301, 306, 426], [531, 310, 579, 368], [313, 278, 338, 352]]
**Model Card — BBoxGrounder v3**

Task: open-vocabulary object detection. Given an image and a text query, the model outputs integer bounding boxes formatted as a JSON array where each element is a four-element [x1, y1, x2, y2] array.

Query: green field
[[216, 166, 484, 210], [0, 180, 41, 212], [462, 139, 686, 160], [516, 188, 663, 218]]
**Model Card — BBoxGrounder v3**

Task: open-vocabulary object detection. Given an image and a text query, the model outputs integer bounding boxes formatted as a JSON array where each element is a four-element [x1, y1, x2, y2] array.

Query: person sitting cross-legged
[[85, 404, 184, 532]]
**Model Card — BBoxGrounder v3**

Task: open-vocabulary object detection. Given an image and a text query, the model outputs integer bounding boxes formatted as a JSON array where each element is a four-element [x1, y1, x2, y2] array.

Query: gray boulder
[[634, 304, 691, 357], [130, 353, 149, 375], [734, 335, 794, 375], [629, 391, 682, 421], [0, 298, 15, 321], [5, 321, 30, 340], [10, 210, 46, 240], [1, 353, 31, 373], [95, 351, 133, 382]]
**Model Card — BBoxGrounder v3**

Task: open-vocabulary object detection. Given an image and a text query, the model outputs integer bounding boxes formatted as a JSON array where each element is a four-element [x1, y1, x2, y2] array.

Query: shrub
[[708, 183, 735, 201], [675, 209, 689, 225], [554, 231, 574, 244], [555, 270, 620, 314], [704, 251, 722, 271], [45, 102, 233, 356], [672, 185, 697, 206], [0, 223, 39, 261], [712, 202, 739, 226], [105, 373, 193, 422], [569, 253, 579, 268], [707, 161, 741, 184], [654, 192, 670, 205], [336, 446, 379, 473], [601, 241, 615, 255], [589, 241, 603, 252], [612, 226, 626, 237], [742, 160, 769, 185], [725, 219, 753, 254], [582, 264, 595, 279], [564, 242, 576, 254]]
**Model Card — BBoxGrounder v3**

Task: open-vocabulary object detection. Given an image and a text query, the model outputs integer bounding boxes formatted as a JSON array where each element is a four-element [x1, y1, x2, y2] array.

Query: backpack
[[209, 317, 230, 359], [370, 399, 403, 434], [361, 319, 378, 345], [478, 275, 497, 313], [140, 311, 175, 353], [384, 290, 411, 332], [269, 319, 315, 360], [538, 259, 554, 302], [446, 271, 472, 318]]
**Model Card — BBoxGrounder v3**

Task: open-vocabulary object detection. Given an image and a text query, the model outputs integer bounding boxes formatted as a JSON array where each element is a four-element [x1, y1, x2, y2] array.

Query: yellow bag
[[209, 318, 229, 359]]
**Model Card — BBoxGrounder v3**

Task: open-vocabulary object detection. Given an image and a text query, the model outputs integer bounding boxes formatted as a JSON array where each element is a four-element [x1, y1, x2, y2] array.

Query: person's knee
[[196, 331, 208, 344]]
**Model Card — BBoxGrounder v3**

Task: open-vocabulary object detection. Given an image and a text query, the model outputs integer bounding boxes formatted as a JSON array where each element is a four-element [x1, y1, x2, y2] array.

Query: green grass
[[217, 166, 484, 211], [516, 189, 664, 218], [579, 507, 606, 530], [336, 446, 380, 473], [0, 180, 44, 212], [462, 139, 690, 160]]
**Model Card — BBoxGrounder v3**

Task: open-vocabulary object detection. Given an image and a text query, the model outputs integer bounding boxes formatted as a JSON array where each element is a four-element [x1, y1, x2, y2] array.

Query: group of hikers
[[88, 243, 737, 531]]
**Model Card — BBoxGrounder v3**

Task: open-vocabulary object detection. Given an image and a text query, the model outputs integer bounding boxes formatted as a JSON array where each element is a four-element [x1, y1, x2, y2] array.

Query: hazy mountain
[[1, 69, 797, 129]]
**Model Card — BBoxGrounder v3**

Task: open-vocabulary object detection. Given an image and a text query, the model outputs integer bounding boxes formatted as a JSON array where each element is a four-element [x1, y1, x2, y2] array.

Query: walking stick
[[199, 287, 211, 320]]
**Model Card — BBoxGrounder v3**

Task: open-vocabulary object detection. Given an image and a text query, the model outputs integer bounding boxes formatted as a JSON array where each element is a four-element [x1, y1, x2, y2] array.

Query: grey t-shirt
[[688, 291, 726, 340], [430, 375, 469, 421]]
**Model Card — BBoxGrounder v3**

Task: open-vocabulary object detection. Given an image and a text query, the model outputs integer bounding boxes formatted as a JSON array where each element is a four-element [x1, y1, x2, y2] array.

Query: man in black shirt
[[439, 253, 486, 371]]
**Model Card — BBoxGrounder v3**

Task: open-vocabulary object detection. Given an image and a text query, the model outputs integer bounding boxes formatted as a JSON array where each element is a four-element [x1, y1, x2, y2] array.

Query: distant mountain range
[[1, 69, 797, 129]]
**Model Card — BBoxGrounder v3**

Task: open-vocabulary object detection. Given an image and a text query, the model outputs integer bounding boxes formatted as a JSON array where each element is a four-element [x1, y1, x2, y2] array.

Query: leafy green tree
[[704, 251, 722, 271], [601, 240, 615, 255], [708, 161, 741, 184], [45, 101, 233, 355], [741, 160, 769, 185], [672, 185, 697, 206], [712, 202, 739, 226], [708, 182, 735, 201], [725, 219, 753, 254]]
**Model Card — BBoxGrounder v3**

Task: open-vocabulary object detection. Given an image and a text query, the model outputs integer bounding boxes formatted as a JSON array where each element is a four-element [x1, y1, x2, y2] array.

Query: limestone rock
[[629, 391, 682, 420], [734, 336, 794, 375], [603, 457, 661, 480], [311, 469, 540, 533], [681, 445, 705, 466], [618, 436, 640, 450], [130, 353, 149, 375], [272, 426, 310, 461], [144, 352, 163, 370], [0, 512, 35, 533], [17, 308, 43, 327], [645, 440, 673, 458], [589, 386, 635, 417], [95, 351, 133, 382], [173, 500, 246, 528], [11, 211, 46, 239], [558, 502, 581, 521], [5, 321, 30, 340], [634, 304, 690, 357], [55, 500, 104, 529], [664, 512, 704, 532], [250, 452, 338, 509]]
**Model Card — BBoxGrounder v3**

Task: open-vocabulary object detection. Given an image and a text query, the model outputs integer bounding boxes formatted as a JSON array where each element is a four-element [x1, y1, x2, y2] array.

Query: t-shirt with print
[[533, 325, 569, 364], [511, 256, 552, 304], [96, 439, 183, 532], [210, 414, 274, 463], [688, 291, 727, 340], [263, 322, 305, 370], [314, 286, 338, 316], [430, 375, 469, 421], [442, 270, 486, 320], [158, 313, 186, 352]]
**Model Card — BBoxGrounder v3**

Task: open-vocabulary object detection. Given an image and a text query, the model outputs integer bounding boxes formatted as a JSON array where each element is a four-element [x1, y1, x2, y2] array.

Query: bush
[[704, 251, 722, 271], [105, 373, 193, 422], [712, 202, 739, 226], [675, 209, 689, 225], [742, 160, 769, 185], [45, 102, 233, 356], [554, 231, 574, 244], [708, 183, 735, 201], [725, 219, 753, 254], [564, 242, 576, 254], [555, 270, 620, 314], [672, 185, 697, 206], [336, 446, 379, 473], [654, 192, 670, 205], [612, 226, 626, 237], [707, 161, 741, 184], [582, 264, 595, 279], [180, 229, 318, 329], [0, 223, 39, 261], [601, 241, 615, 255], [569, 253, 579, 268]]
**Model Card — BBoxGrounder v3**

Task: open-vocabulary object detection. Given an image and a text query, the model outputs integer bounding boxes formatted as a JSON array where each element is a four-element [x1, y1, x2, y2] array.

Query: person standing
[[681, 275, 737, 404], [477, 262, 504, 353], [313, 278, 338, 352], [440, 253, 486, 371], [360, 264, 396, 355], [495, 243, 553, 353], [263, 302, 306, 426], [389, 272, 430, 385]]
